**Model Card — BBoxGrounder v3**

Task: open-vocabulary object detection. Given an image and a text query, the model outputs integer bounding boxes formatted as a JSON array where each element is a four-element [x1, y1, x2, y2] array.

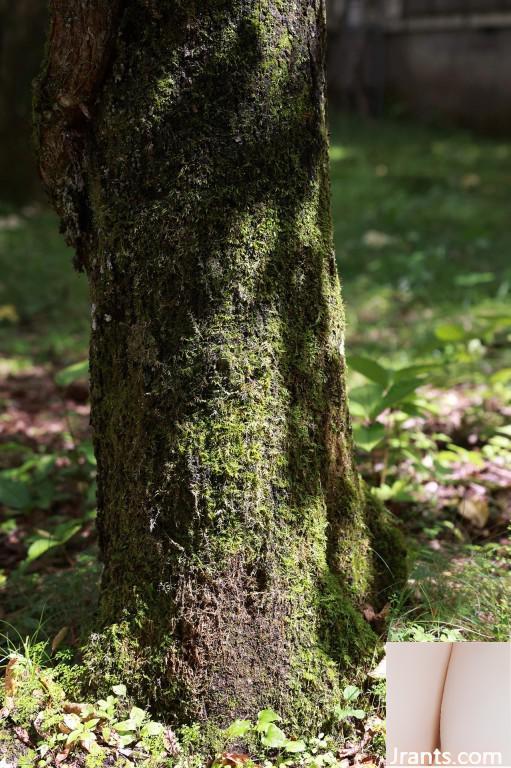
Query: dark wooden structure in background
[[328, 0, 511, 131]]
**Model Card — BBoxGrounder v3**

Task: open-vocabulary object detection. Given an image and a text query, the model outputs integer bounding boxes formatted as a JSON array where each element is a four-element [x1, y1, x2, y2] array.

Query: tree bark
[[34, 0, 405, 738]]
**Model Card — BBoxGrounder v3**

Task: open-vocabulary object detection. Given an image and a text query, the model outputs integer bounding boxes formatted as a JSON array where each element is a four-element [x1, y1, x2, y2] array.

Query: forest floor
[[0, 115, 510, 765], [330, 116, 511, 641]]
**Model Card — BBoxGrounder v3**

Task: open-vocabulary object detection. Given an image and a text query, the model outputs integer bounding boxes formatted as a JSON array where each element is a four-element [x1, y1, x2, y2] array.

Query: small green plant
[[0, 438, 97, 568], [388, 622, 464, 642], [221, 708, 307, 757], [333, 685, 365, 722], [215, 699, 379, 768], [0, 627, 391, 767], [0, 635, 179, 766]]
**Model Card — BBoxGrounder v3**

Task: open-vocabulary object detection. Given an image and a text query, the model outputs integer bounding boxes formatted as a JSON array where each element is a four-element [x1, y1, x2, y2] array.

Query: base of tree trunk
[[83, 485, 404, 744]]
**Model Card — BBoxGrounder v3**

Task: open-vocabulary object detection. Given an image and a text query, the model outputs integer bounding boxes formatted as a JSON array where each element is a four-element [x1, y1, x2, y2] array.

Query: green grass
[[329, 116, 511, 640], [330, 116, 511, 367]]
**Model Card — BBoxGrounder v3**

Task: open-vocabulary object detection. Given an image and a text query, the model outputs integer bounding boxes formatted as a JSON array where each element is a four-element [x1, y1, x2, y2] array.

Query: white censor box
[[386, 642, 511, 768]]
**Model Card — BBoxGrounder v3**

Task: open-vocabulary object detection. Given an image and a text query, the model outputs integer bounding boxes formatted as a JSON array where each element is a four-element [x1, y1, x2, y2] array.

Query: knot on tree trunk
[[33, 0, 123, 269]]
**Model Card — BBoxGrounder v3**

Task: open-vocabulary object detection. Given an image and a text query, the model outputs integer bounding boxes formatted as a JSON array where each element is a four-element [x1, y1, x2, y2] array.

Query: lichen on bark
[[35, 0, 406, 741]]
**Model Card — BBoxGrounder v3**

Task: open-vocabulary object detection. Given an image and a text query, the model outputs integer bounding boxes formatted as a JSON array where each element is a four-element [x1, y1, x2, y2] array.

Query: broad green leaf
[[0, 476, 31, 510], [440, 444, 485, 467], [261, 723, 287, 749], [330, 145, 353, 161], [398, 402, 428, 418], [455, 272, 494, 287], [79, 441, 97, 466], [370, 378, 421, 418], [53, 521, 82, 543], [342, 685, 361, 702], [129, 706, 147, 726], [26, 537, 60, 562], [32, 454, 57, 479], [348, 355, 389, 387], [225, 719, 252, 739], [349, 383, 384, 419], [141, 721, 164, 737], [349, 401, 370, 419], [335, 705, 365, 720], [55, 359, 89, 386], [373, 481, 414, 502], [114, 719, 138, 732], [118, 733, 136, 747], [491, 368, 511, 384], [112, 684, 127, 697], [80, 731, 97, 751], [256, 709, 281, 731], [26, 520, 82, 563], [434, 323, 465, 342], [284, 740, 306, 753], [352, 423, 385, 452], [393, 362, 441, 381]]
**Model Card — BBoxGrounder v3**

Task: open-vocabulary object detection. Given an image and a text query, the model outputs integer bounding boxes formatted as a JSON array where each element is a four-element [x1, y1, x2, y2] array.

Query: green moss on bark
[[36, 0, 406, 744]]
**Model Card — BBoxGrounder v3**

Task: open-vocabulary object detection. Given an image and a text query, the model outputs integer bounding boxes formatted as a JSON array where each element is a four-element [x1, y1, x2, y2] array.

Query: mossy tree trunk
[[34, 0, 404, 737]]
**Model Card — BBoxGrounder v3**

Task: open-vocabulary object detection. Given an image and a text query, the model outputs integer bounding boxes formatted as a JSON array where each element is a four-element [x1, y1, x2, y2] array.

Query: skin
[[387, 642, 511, 766], [386, 642, 453, 762], [441, 642, 511, 765]]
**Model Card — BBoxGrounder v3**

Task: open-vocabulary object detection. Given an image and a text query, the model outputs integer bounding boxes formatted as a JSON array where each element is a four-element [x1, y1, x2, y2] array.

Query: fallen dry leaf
[[362, 604, 376, 622], [60, 712, 81, 733], [461, 173, 480, 189], [362, 602, 390, 633], [63, 701, 89, 716], [51, 626, 69, 653], [33, 711, 47, 737], [368, 656, 386, 680], [365, 716, 385, 735], [13, 725, 32, 746], [458, 494, 489, 528], [213, 753, 254, 767], [163, 727, 181, 757], [4, 658, 18, 697]]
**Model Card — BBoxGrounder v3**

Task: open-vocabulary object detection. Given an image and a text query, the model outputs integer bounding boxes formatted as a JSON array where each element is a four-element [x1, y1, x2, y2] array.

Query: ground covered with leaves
[[0, 116, 510, 765]]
